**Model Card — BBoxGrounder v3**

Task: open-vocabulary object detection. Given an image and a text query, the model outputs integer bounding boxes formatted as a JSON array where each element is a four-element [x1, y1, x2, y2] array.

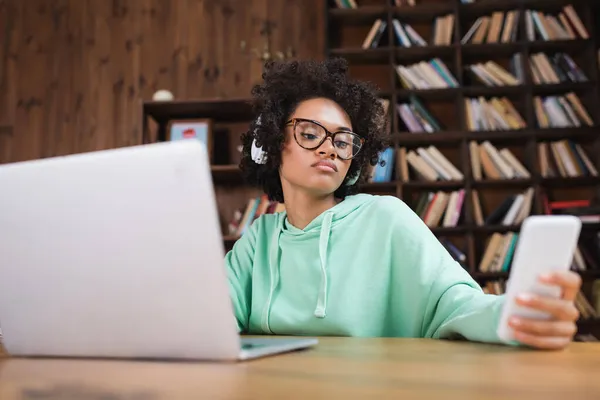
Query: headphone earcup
[[346, 168, 361, 186]]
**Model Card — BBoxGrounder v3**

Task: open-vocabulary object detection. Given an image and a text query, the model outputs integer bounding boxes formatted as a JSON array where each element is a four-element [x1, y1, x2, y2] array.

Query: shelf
[[397, 87, 461, 100], [397, 132, 464, 145], [461, 43, 524, 57], [541, 176, 600, 188], [392, 3, 454, 20], [535, 126, 599, 140], [531, 81, 593, 95], [328, 6, 387, 24], [527, 39, 592, 52], [211, 165, 242, 181], [359, 181, 397, 192], [472, 179, 534, 188], [472, 271, 509, 280], [472, 225, 521, 234], [329, 47, 391, 64], [431, 226, 468, 235], [402, 180, 465, 190], [394, 45, 455, 63], [465, 129, 530, 142], [143, 98, 253, 125], [463, 85, 526, 97]]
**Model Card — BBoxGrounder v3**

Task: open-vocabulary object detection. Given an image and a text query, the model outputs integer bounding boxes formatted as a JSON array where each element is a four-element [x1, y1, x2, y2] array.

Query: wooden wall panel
[[0, 0, 325, 164]]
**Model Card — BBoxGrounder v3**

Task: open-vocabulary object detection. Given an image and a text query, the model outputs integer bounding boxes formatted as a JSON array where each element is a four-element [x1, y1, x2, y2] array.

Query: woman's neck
[[283, 190, 338, 230]]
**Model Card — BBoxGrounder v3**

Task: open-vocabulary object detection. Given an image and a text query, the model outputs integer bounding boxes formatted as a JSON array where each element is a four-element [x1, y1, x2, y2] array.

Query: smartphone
[[496, 215, 582, 343]]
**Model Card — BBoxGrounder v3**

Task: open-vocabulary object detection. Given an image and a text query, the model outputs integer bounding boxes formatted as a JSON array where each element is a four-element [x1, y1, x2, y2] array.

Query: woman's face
[[279, 97, 354, 198]]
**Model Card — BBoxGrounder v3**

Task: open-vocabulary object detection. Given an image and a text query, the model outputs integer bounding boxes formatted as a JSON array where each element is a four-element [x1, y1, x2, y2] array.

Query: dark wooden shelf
[[472, 225, 521, 234], [541, 176, 600, 188], [402, 180, 465, 190], [535, 126, 599, 140], [461, 43, 524, 57], [211, 165, 242, 181], [431, 226, 468, 235], [397, 131, 464, 145], [391, 3, 454, 20], [329, 47, 391, 63], [394, 45, 455, 62], [143, 98, 253, 125], [397, 87, 461, 100], [462, 85, 526, 97], [472, 272, 509, 280], [531, 81, 593, 95], [472, 178, 534, 188], [527, 38, 592, 52], [328, 5, 387, 24]]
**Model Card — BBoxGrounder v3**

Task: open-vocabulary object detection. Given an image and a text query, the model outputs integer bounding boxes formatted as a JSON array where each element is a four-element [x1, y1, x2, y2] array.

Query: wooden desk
[[0, 338, 598, 399]]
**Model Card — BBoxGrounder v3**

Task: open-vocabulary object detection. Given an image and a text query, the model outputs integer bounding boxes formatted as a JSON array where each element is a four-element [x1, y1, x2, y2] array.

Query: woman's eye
[[301, 133, 319, 140], [334, 141, 349, 149]]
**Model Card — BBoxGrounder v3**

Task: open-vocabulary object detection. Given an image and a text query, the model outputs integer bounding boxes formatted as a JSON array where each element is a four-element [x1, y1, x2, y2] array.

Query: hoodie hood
[[261, 194, 375, 333]]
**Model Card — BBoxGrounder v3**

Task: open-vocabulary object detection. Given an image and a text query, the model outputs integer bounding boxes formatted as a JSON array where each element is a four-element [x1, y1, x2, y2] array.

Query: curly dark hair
[[239, 57, 390, 203]]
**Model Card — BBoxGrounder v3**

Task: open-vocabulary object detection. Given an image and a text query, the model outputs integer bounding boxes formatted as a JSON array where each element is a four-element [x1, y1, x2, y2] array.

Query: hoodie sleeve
[[224, 224, 257, 333], [390, 198, 507, 344]]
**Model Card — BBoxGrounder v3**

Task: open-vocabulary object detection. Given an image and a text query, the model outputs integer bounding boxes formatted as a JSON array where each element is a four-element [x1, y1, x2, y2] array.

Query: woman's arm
[[224, 226, 257, 333], [387, 197, 507, 344]]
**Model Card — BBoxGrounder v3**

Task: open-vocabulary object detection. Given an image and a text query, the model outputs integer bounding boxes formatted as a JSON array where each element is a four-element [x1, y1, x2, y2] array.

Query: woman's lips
[[312, 160, 338, 172]]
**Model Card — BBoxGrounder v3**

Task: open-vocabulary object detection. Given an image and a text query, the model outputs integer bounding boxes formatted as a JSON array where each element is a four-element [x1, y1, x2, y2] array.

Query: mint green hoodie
[[225, 193, 506, 343]]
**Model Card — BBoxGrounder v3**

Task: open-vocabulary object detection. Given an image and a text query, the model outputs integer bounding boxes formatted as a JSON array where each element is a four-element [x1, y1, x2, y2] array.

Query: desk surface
[[0, 338, 598, 399]]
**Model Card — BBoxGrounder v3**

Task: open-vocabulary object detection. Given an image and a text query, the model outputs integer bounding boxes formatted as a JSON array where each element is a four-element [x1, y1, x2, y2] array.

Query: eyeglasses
[[285, 118, 364, 160]]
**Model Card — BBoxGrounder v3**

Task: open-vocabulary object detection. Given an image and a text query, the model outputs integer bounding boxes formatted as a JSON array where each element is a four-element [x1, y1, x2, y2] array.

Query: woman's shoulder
[[247, 210, 285, 234], [353, 193, 413, 216]]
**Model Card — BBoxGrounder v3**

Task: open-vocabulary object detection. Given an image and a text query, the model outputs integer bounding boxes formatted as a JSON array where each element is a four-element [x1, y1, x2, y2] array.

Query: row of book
[[362, 14, 452, 49], [467, 56, 522, 87], [534, 93, 593, 129], [465, 96, 526, 132], [396, 95, 441, 133], [462, 10, 520, 44], [462, 5, 587, 45], [371, 141, 596, 184], [538, 140, 598, 179], [530, 52, 587, 84], [394, 94, 592, 134], [396, 59, 588, 91], [524, 6, 588, 42], [227, 195, 285, 237], [412, 189, 465, 228], [400, 145, 464, 182], [470, 140, 530, 181], [395, 58, 459, 90], [476, 188, 534, 228], [479, 234, 598, 275]]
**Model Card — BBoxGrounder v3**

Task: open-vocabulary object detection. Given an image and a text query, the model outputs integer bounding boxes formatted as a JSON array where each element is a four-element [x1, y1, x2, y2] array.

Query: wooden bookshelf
[[327, 0, 600, 338], [139, 0, 600, 341], [142, 98, 260, 250]]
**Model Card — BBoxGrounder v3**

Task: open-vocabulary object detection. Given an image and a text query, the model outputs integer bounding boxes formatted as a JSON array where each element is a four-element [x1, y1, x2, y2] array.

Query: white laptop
[[0, 139, 317, 361]]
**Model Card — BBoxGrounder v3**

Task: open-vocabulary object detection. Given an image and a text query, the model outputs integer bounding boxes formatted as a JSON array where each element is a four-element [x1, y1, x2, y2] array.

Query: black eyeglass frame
[[284, 118, 365, 160]]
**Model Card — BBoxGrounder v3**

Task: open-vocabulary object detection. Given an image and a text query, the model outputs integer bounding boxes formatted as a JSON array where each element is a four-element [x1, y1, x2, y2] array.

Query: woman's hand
[[508, 271, 582, 350]]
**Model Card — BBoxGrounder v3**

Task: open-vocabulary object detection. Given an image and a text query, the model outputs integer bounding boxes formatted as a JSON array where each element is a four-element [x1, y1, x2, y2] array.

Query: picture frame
[[166, 119, 214, 161]]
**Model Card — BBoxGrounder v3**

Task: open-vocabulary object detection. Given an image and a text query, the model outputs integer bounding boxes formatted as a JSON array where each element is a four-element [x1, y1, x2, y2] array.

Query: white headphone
[[251, 114, 268, 165], [346, 168, 360, 186]]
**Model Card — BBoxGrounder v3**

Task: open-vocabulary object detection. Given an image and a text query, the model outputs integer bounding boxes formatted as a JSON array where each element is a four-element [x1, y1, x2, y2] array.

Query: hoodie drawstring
[[314, 212, 333, 318], [261, 216, 284, 333]]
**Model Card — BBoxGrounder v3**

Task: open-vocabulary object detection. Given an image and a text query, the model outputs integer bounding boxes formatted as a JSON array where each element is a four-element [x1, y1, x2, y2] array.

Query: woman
[[226, 58, 582, 350]]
